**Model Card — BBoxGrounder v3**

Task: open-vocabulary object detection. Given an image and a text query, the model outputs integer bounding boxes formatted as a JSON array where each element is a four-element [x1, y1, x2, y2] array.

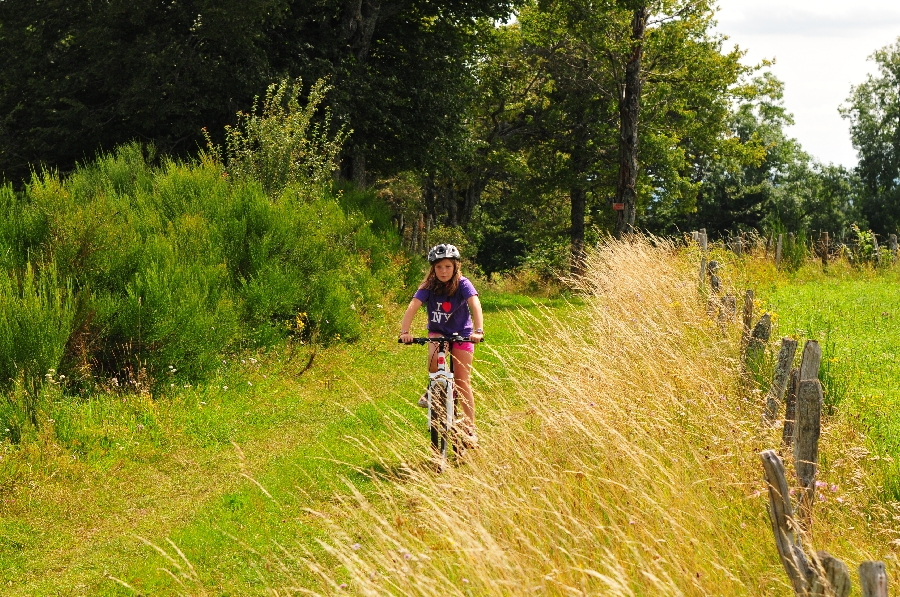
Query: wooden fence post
[[746, 313, 771, 360], [815, 552, 851, 597], [795, 378, 823, 527], [708, 260, 721, 294], [874, 234, 881, 266], [763, 338, 798, 424], [860, 561, 889, 597], [776, 234, 784, 268], [782, 368, 800, 447], [799, 340, 822, 382], [699, 231, 708, 288], [760, 450, 851, 597], [720, 293, 737, 325], [742, 290, 754, 348], [890, 234, 898, 263], [821, 232, 829, 269], [760, 450, 816, 594]]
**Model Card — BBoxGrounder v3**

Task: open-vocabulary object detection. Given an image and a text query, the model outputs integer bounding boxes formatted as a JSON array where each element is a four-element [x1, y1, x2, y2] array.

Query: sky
[[713, 0, 900, 167]]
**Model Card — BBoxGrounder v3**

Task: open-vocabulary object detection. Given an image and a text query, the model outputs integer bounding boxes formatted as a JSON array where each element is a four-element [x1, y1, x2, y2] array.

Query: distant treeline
[[1, 1, 899, 273]]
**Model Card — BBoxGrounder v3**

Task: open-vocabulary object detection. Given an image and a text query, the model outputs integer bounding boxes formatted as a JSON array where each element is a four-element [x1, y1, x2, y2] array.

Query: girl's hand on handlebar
[[470, 331, 484, 343], [399, 331, 414, 344]]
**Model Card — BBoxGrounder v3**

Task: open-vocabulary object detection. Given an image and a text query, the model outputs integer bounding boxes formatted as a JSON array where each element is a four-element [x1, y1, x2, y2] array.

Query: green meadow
[[751, 261, 900, 498]]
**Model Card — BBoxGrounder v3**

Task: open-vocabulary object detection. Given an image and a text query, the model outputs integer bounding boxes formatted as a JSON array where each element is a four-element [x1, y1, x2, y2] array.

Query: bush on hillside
[[0, 143, 405, 415], [206, 78, 349, 198]]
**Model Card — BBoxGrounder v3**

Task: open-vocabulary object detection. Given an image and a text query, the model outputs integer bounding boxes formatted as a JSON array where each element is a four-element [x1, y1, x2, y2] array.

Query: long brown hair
[[419, 259, 460, 296]]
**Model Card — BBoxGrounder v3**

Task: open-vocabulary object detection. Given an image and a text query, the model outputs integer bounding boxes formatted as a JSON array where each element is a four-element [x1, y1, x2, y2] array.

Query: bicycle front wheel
[[429, 379, 451, 460]]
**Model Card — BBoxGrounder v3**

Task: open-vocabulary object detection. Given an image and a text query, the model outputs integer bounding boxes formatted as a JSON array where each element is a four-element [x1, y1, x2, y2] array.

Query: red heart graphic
[[441, 301, 452, 312]]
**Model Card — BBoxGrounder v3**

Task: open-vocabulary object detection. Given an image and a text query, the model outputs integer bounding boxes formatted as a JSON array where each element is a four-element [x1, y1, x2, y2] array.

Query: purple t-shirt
[[413, 276, 478, 336]]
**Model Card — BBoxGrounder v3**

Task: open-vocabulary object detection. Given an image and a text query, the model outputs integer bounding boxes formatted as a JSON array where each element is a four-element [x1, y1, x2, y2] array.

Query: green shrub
[[0, 263, 75, 427], [0, 143, 404, 410], [207, 78, 349, 197]]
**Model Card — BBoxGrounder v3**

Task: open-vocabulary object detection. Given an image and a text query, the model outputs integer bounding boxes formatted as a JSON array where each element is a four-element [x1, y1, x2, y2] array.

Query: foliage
[[0, 263, 74, 427], [0, 0, 518, 186], [841, 37, 900, 237], [0, 143, 405, 419], [693, 73, 860, 239], [0, 0, 293, 184], [206, 78, 349, 197]]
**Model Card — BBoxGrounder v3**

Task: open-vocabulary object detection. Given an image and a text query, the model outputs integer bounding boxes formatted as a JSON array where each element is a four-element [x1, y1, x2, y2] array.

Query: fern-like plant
[[205, 78, 349, 197]]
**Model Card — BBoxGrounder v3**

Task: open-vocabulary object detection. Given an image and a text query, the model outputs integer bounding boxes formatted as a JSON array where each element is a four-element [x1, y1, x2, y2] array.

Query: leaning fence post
[[782, 368, 800, 447], [763, 338, 798, 424], [860, 561, 889, 597], [776, 234, 784, 268], [760, 450, 815, 594], [745, 312, 771, 362], [890, 234, 898, 264], [761, 450, 851, 597], [741, 290, 754, 348]]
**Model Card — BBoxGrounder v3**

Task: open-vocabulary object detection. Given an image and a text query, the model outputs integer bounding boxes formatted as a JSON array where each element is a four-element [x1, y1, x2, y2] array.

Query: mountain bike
[[400, 334, 473, 472]]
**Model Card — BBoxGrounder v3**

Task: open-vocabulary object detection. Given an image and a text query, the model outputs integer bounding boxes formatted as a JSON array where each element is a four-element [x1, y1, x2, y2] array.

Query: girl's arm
[[468, 295, 484, 343], [399, 298, 423, 343]]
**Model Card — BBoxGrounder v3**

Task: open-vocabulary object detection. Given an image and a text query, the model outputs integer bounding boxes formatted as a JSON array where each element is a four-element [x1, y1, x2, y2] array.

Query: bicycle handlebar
[[398, 335, 475, 345]]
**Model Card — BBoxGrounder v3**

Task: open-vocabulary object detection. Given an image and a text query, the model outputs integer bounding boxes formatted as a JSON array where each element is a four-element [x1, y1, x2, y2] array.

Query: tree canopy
[[1, 2, 892, 271], [841, 38, 900, 236]]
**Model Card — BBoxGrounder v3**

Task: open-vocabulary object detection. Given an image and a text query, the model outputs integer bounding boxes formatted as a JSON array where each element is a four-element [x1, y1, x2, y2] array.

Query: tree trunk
[[341, 0, 383, 64], [423, 175, 437, 225], [351, 148, 366, 188], [447, 184, 458, 227], [614, 6, 648, 238], [570, 185, 586, 275], [459, 175, 486, 228]]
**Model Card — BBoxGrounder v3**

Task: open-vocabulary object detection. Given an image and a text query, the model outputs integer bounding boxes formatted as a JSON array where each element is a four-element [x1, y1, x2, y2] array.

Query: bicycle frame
[[400, 334, 472, 470]]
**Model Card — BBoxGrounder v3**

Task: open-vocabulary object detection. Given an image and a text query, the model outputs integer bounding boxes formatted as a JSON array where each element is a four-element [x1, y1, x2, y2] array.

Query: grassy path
[[0, 291, 575, 595]]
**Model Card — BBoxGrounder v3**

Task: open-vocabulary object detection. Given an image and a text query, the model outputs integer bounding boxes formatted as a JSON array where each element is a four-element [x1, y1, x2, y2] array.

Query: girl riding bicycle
[[399, 244, 484, 447]]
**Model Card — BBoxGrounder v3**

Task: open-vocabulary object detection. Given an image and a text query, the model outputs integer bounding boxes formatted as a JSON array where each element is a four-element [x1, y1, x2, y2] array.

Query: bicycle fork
[[428, 343, 454, 466]]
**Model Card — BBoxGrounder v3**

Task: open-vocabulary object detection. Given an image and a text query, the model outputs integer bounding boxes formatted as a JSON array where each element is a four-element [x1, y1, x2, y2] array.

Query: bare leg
[[451, 347, 475, 433]]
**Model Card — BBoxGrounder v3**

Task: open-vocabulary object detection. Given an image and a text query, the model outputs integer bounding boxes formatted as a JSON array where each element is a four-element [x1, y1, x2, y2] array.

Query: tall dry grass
[[144, 236, 894, 596], [291, 236, 897, 596]]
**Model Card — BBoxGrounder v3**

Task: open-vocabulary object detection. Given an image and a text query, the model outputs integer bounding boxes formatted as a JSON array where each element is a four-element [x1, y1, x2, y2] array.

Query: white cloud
[[714, 0, 900, 166]]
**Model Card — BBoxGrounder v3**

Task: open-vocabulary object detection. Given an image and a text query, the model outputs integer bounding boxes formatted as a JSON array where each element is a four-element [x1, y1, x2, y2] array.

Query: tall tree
[[615, 5, 648, 237], [841, 37, 900, 236], [0, 0, 517, 184], [515, 0, 747, 269]]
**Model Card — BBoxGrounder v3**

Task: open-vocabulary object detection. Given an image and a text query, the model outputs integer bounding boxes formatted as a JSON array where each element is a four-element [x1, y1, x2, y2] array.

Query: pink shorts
[[429, 332, 475, 353]]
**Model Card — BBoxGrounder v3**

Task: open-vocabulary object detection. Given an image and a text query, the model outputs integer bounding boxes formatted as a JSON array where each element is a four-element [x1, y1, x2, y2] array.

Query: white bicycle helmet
[[427, 243, 461, 263]]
